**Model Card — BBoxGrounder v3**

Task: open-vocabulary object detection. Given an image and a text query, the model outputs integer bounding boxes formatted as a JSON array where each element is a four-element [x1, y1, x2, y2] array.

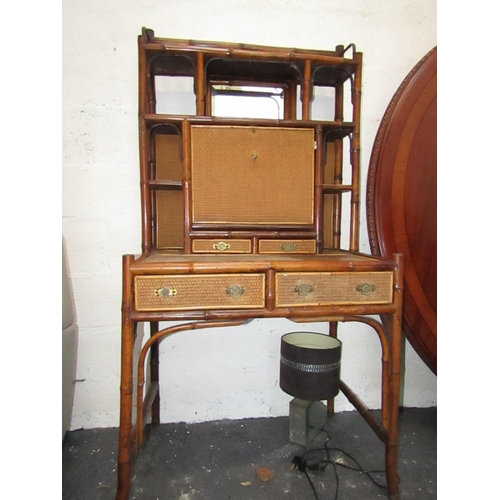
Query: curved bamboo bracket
[[136, 319, 249, 445]]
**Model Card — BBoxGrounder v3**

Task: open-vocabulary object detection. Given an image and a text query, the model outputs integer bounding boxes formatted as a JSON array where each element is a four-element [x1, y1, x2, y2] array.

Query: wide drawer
[[275, 272, 393, 307], [134, 273, 265, 311], [192, 239, 252, 253], [258, 239, 316, 254]]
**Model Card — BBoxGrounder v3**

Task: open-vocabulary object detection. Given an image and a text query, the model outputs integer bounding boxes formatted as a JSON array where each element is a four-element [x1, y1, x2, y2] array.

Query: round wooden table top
[[366, 47, 437, 374]]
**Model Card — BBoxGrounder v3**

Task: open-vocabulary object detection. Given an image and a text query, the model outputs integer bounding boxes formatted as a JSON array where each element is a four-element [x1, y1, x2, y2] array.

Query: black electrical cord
[[303, 467, 320, 500], [290, 425, 391, 499], [292, 452, 339, 500]]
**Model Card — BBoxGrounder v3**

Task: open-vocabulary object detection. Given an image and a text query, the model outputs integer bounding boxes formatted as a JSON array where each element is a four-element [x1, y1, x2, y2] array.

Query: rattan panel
[[275, 272, 393, 307], [191, 126, 315, 225], [258, 239, 316, 254], [323, 141, 336, 184], [192, 239, 252, 253], [156, 191, 184, 249], [323, 194, 334, 249], [135, 274, 265, 311], [155, 134, 183, 181], [323, 141, 339, 249]]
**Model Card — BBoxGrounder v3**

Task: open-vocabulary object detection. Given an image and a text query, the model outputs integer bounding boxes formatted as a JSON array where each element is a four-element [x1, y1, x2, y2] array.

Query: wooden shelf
[[145, 114, 355, 139], [322, 184, 353, 194], [148, 180, 182, 190]]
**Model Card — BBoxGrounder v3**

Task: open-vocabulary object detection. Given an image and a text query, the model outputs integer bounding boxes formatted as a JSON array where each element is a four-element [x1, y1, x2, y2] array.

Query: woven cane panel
[[275, 272, 393, 307], [134, 274, 265, 311], [191, 126, 315, 225], [156, 191, 184, 249], [323, 195, 334, 249], [258, 239, 316, 254], [155, 134, 183, 181], [192, 239, 252, 253], [323, 141, 340, 249], [323, 141, 337, 184]]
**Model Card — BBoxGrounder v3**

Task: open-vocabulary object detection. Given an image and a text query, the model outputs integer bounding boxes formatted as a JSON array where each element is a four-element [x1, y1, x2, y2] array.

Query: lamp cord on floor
[[290, 426, 389, 499]]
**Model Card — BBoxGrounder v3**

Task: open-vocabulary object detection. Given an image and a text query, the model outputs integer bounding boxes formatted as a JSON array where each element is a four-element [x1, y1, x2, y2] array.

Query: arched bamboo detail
[[136, 319, 248, 445]]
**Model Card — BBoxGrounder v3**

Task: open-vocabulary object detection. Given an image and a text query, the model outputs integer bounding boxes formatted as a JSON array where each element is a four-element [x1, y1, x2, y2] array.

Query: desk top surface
[[126, 250, 400, 274]]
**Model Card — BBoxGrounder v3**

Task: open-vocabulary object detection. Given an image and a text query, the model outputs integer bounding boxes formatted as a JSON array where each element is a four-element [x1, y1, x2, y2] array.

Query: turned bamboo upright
[[116, 27, 404, 500]]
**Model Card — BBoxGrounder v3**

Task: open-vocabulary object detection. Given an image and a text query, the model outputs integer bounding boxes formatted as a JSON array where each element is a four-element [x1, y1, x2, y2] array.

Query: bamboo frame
[[332, 79, 345, 249], [143, 40, 361, 68], [314, 124, 324, 253], [138, 40, 151, 253], [136, 319, 248, 447], [137, 29, 360, 255], [117, 252, 404, 500], [349, 52, 363, 252], [117, 31, 405, 500]]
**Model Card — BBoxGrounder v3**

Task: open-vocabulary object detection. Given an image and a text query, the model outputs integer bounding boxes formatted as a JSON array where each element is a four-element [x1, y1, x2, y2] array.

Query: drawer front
[[275, 272, 393, 307], [258, 239, 316, 254], [192, 239, 252, 253], [135, 274, 265, 311]]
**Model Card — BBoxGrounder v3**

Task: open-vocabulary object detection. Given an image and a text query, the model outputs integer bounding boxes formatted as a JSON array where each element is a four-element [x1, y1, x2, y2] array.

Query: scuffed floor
[[62, 407, 436, 500]]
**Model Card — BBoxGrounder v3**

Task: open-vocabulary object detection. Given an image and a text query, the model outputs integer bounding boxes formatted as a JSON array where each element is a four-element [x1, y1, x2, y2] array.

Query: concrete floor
[[62, 407, 436, 500]]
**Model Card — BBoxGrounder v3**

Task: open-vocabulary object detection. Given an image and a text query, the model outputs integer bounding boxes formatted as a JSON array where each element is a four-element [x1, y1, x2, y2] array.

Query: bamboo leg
[[385, 255, 404, 500], [116, 255, 136, 500], [149, 321, 160, 425], [381, 344, 391, 432], [386, 323, 402, 499], [116, 318, 134, 500], [327, 321, 338, 415], [116, 256, 135, 500]]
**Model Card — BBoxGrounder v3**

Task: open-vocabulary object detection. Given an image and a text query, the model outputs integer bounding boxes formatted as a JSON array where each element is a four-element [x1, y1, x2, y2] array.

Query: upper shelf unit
[[137, 28, 363, 255], [139, 27, 362, 125]]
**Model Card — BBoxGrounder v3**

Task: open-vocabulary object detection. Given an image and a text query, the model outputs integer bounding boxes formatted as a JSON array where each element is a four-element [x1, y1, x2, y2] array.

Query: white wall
[[62, 0, 437, 430]]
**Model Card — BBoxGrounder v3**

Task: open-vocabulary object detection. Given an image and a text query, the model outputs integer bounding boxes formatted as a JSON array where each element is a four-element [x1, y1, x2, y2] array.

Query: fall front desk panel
[[125, 251, 398, 321]]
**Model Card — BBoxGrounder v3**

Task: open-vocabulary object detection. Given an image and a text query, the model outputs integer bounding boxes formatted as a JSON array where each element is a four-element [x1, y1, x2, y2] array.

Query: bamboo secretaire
[[117, 28, 405, 500]]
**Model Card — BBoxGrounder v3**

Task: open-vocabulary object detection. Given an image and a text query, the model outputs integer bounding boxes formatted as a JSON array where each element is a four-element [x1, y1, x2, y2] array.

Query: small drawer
[[135, 273, 265, 311], [275, 272, 393, 307], [192, 239, 252, 253], [258, 239, 316, 254]]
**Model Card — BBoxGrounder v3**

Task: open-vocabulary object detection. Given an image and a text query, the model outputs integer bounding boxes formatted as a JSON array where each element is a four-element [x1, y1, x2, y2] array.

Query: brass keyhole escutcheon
[[280, 243, 296, 252], [213, 241, 231, 251], [225, 285, 245, 299], [356, 283, 376, 296], [294, 283, 314, 297], [154, 287, 178, 298]]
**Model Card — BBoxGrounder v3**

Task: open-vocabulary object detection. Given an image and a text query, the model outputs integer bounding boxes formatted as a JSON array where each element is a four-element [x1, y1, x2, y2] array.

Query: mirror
[[155, 76, 196, 115], [211, 85, 284, 119]]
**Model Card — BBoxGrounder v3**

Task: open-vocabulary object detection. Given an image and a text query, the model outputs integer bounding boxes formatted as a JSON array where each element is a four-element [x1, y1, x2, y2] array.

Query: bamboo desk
[[118, 29, 405, 500], [117, 250, 404, 500]]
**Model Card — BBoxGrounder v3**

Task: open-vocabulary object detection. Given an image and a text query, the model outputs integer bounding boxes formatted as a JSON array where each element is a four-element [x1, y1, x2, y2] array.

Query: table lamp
[[280, 332, 342, 445]]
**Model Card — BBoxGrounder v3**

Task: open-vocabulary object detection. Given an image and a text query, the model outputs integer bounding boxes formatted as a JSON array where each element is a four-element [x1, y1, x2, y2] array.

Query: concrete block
[[289, 398, 327, 446]]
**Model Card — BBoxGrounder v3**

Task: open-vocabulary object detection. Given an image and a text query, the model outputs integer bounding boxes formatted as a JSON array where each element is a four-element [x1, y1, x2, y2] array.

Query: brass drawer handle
[[294, 284, 314, 297], [280, 243, 297, 252], [356, 283, 376, 296], [213, 241, 231, 251], [154, 286, 178, 298], [225, 285, 245, 299]]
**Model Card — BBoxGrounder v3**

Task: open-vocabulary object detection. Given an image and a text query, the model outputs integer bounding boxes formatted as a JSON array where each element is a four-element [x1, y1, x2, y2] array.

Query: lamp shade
[[280, 332, 342, 401]]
